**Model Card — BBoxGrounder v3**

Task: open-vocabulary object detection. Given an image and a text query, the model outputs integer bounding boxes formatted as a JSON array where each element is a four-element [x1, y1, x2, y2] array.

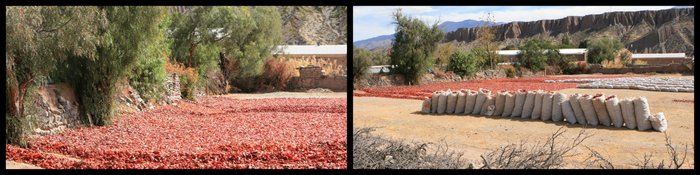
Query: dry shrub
[[165, 59, 199, 100], [353, 127, 470, 169], [632, 59, 648, 66], [433, 69, 448, 79], [283, 55, 345, 77], [261, 58, 295, 91], [479, 127, 592, 169]]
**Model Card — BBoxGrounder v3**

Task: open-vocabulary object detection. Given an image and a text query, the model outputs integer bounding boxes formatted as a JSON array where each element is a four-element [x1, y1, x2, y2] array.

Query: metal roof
[[631, 53, 686, 59], [496, 48, 587, 56], [273, 45, 347, 55]]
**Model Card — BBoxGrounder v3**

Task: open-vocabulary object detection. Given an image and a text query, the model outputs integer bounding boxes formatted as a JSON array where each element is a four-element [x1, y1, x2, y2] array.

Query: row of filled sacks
[[420, 89, 668, 132]]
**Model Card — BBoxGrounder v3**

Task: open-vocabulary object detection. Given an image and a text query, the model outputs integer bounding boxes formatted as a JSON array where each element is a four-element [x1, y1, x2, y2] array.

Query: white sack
[[421, 97, 431, 114], [480, 95, 495, 116], [541, 92, 554, 121], [464, 90, 477, 114], [521, 91, 537, 119], [634, 96, 653, 131], [620, 98, 637, 129], [531, 90, 544, 119], [569, 94, 587, 125], [578, 95, 598, 126], [472, 89, 489, 115], [431, 91, 441, 113], [592, 94, 612, 126], [455, 90, 467, 114], [605, 96, 624, 128], [502, 92, 516, 117], [446, 91, 458, 114], [551, 92, 566, 122], [649, 112, 668, 132], [437, 91, 449, 114], [511, 90, 527, 117], [561, 100, 577, 124], [493, 91, 507, 116]]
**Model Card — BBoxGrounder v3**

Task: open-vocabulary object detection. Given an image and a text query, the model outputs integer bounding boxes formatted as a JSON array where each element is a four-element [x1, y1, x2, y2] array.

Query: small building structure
[[630, 53, 690, 65], [497, 48, 587, 63]]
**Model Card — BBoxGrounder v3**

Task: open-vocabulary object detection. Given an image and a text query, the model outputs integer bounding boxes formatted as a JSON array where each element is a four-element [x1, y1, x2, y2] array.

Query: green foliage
[[447, 51, 479, 77], [389, 9, 445, 85], [169, 6, 283, 91], [578, 39, 590, 48], [179, 71, 199, 101], [128, 11, 171, 102], [435, 43, 455, 67], [353, 46, 373, 81], [503, 44, 518, 50], [587, 37, 624, 64], [371, 50, 390, 66], [505, 68, 516, 78], [560, 35, 576, 48], [6, 113, 30, 148], [518, 39, 550, 71]]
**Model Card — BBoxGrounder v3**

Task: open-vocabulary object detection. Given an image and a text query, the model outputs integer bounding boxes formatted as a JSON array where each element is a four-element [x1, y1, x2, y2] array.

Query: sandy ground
[[6, 160, 42, 169], [221, 92, 347, 99], [353, 87, 694, 169]]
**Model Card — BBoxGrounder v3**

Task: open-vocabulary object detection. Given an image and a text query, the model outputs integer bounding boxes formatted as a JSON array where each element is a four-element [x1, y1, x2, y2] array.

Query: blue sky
[[353, 6, 680, 42]]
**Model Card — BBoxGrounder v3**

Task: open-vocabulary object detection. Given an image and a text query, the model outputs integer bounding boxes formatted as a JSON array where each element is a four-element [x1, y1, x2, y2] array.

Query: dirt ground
[[221, 92, 347, 99], [353, 84, 694, 168]]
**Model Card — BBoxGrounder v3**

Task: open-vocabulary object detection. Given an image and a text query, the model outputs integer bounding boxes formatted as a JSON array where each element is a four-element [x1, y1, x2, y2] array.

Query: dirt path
[[6, 160, 43, 169], [353, 88, 694, 169]]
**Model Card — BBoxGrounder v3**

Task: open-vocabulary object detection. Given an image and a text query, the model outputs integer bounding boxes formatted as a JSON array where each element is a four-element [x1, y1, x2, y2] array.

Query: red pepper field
[[6, 96, 347, 169], [354, 76, 637, 100]]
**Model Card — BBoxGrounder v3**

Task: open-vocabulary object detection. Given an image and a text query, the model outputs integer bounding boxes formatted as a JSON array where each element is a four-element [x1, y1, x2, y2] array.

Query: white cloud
[[353, 6, 436, 18]]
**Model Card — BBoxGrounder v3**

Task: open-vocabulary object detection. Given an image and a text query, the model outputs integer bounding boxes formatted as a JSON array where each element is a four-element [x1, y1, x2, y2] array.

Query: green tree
[[169, 7, 282, 91], [578, 39, 590, 48], [476, 13, 500, 70], [518, 39, 549, 71], [559, 35, 575, 48], [447, 51, 479, 77], [587, 37, 624, 64], [353, 46, 372, 82], [389, 9, 444, 85], [6, 6, 104, 146], [435, 43, 455, 68], [128, 10, 172, 102]]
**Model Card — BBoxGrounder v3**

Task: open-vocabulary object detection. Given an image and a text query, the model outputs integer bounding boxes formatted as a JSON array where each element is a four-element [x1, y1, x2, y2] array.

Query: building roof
[[274, 45, 347, 55], [496, 48, 587, 56], [631, 53, 686, 59]]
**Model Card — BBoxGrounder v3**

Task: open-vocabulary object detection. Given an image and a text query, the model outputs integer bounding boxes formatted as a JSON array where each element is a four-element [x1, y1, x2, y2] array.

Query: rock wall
[[444, 8, 694, 55], [32, 84, 81, 135], [164, 73, 182, 103]]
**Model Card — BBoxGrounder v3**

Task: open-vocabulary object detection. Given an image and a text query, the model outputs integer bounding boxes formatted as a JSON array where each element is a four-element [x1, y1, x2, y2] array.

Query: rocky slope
[[279, 6, 347, 45], [445, 8, 694, 55]]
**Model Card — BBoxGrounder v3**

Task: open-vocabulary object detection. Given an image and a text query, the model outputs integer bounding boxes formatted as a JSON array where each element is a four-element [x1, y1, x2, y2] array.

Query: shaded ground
[[353, 75, 694, 169]]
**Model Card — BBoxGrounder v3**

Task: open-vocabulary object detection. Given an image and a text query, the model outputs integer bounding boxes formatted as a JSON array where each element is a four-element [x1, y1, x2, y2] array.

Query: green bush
[[6, 114, 30, 148], [518, 39, 549, 71], [587, 37, 624, 64], [353, 46, 372, 82], [447, 51, 479, 77], [505, 68, 516, 78]]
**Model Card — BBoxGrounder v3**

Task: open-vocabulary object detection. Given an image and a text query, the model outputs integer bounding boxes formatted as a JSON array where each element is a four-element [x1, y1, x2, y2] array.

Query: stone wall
[[32, 84, 81, 135], [164, 73, 182, 103]]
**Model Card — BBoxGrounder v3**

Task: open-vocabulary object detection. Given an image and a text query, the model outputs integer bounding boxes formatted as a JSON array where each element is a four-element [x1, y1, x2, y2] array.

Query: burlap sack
[[620, 98, 637, 129], [521, 91, 537, 119], [446, 91, 458, 114], [541, 92, 554, 121], [493, 91, 507, 116], [578, 94, 598, 126], [421, 97, 431, 114], [464, 90, 478, 114], [649, 112, 668, 132], [634, 96, 653, 131], [511, 90, 527, 117], [472, 88, 489, 115], [455, 90, 468, 114], [431, 91, 441, 113], [591, 94, 611, 126], [605, 95, 624, 128], [551, 92, 567, 122], [569, 94, 587, 125], [480, 95, 495, 116], [502, 92, 515, 117], [531, 90, 545, 119], [562, 100, 577, 124], [437, 91, 449, 114]]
